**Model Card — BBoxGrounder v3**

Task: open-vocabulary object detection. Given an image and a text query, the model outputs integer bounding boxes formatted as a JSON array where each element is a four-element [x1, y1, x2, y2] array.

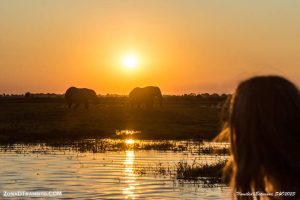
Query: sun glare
[[123, 54, 138, 70]]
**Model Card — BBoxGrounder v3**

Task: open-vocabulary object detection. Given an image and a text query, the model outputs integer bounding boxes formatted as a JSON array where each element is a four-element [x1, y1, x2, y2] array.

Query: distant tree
[[210, 93, 220, 99], [201, 93, 210, 99], [221, 93, 228, 98], [211, 93, 219, 97], [25, 92, 33, 98]]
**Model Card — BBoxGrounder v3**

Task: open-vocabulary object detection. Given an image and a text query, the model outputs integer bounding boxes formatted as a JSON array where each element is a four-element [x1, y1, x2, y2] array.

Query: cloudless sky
[[1, 0, 300, 94]]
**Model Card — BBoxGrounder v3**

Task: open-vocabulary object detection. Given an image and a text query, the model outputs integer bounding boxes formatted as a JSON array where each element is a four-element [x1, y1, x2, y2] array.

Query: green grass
[[0, 96, 225, 143]]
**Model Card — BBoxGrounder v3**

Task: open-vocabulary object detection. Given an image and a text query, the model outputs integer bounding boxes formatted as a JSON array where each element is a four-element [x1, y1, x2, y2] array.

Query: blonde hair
[[222, 76, 300, 199]]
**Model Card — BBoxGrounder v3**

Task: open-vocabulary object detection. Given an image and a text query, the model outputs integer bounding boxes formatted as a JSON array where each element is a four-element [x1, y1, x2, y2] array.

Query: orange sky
[[1, 0, 300, 95]]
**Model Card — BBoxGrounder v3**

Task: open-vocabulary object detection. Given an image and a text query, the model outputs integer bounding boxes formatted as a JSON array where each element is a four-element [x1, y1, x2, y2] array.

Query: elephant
[[129, 86, 163, 108], [65, 87, 99, 109]]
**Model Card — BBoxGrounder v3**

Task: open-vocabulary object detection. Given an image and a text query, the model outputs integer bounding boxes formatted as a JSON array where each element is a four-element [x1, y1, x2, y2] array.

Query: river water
[[0, 140, 231, 199]]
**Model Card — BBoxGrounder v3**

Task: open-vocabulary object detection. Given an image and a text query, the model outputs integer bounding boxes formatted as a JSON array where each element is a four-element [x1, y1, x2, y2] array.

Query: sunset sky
[[1, 0, 300, 95]]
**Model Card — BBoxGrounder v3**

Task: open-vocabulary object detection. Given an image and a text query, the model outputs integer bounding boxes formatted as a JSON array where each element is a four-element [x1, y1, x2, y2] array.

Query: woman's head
[[226, 75, 300, 198]]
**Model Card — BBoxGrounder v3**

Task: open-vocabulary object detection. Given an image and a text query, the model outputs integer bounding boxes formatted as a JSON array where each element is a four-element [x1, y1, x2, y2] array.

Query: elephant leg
[[150, 100, 154, 108], [145, 100, 153, 109], [85, 102, 89, 109], [74, 103, 80, 109], [150, 103, 154, 109], [148, 103, 154, 109]]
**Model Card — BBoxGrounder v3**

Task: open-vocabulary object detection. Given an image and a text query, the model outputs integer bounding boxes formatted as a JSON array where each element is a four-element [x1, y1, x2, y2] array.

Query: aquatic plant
[[0, 139, 229, 156], [134, 158, 228, 187], [198, 146, 229, 155], [176, 159, 226, 181]]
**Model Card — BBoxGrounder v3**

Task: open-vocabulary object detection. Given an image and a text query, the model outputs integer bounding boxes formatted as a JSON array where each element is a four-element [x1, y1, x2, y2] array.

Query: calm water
[[0, 140, 231, 199]]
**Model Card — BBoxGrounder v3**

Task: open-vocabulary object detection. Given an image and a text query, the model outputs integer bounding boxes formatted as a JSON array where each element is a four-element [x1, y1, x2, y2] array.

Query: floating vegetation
[[134, 158, 228, 187], [176, 159, 226, 180], [198, 146, 229, 155], [0, 139, 229, 156], [135, 162, 175, 178], [115, 129, 141, 137], [71, 139, 181, 153]]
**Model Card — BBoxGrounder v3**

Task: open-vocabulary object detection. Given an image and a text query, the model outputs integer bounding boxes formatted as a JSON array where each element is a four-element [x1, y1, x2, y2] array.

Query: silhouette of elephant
[[65, 87, 99, 109], [129, 86, 162, 108]]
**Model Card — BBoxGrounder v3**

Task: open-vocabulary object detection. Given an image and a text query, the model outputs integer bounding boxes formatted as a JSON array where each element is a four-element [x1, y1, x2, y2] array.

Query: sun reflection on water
[[125, 139, 135, 145], [123, 150, 138, 199]]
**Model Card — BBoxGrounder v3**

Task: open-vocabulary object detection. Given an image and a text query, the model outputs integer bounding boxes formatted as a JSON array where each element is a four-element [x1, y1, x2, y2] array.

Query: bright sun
[[123, 54, 138, 70]]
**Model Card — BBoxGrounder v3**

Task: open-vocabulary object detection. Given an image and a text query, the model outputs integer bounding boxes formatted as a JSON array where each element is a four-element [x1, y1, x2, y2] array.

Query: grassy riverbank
[[0, 95, 226, 143]]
